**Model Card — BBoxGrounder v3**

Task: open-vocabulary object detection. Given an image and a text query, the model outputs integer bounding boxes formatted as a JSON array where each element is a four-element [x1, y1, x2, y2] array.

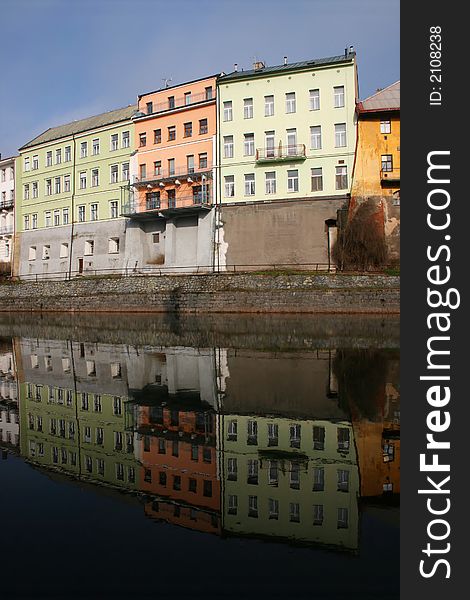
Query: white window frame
[[334, 85, 345, 108], [264, 95, 274, 116], [285, 92, 296, 113], [310, 88, 320, 110], [244, 173, 255, 196], [224, 135, 234, 158], [287, 169, 299, 193], [224, 175, 235, 198], [335, 123, 347, 148], [265, 171, 276, 195], [244, 133, 255, 156], [244, 98, 253, 119], [310, 126, 322, 150], [223, 101, 233, 122]]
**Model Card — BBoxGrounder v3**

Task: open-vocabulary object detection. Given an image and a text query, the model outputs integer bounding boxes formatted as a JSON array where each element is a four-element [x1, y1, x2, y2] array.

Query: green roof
[[218, 54, 355, 82], [19, 105, 137, 151]]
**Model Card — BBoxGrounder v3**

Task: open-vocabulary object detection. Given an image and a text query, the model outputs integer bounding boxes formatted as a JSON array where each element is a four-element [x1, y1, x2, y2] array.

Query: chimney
[[234, 63, 238, 72], [283, 56, 288, 65], [253, 60, 265, 71]]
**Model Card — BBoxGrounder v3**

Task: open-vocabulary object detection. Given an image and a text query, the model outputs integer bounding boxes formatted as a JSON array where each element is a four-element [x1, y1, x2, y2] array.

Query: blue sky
[[0, 0, 399, 158]]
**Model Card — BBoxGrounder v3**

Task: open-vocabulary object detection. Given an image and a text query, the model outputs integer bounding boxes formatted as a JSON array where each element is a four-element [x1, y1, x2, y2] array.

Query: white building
[[0, 155, 16, 273], [0, 347, 19, 450]]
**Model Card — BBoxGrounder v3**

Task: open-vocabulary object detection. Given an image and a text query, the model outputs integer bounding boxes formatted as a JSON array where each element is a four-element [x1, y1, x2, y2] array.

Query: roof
[[138, 73, 220, 100], [0, 155, 17, 165], [19, 105, 137, 151], [358, 81, 400, 113], [218, 53, 355, 82]]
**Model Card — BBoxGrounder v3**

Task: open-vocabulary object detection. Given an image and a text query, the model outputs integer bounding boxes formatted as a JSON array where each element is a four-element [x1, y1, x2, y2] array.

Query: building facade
[[0, 340, 19, 451], [350, 81, 400, 262], [15, 106, 135, 278], [216, 51, 358, 269], [0, 155, 16, 273], [122, 76, 218, 271]]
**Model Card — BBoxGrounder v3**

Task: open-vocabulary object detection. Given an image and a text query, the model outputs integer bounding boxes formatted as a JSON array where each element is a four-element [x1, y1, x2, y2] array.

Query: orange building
[[122, 76, 218, 271]]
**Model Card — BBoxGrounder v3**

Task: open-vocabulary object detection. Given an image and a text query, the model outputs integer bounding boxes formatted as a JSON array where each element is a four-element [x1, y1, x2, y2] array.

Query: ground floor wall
[[217, 198, 347, 270]]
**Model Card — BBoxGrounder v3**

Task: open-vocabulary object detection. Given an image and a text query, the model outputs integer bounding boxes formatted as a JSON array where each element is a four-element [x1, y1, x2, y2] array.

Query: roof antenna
[[162, 77, 172, 89]]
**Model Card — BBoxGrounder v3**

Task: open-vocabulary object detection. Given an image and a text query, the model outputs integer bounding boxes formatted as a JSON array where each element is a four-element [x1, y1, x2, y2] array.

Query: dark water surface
[[0, 314, 399, 599]]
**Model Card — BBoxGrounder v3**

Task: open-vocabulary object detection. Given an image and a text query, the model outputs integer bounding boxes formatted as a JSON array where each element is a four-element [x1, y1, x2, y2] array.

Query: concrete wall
[[218, 199, 346, 268], [0, 273, 400, 314]]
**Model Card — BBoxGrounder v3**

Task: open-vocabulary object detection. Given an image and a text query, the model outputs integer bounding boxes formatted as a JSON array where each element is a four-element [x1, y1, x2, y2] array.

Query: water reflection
[[0, 326, 399, 557]]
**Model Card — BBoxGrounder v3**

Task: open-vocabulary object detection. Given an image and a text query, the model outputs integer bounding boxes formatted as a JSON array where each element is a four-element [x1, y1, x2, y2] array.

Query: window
[[60, 243, 69, 258], [337, 469, 349, 492], [84, 240, 94, 255], [24, 215, 30, 230], [205, 86, 213, 100], [308, 167, 323, 192], [1, 169, 5, 182], [287, 169, 299, 192], [310, 88, 320, 110], [244, 173, 255, 196], [244, 133, 255, 156], [139, 132, 146, 147], [286, 92, 296, 113], [90, 204, 98, 221], [184, 91, 192, 105], [264, 95, 274, 116], [380, 120, 391, 134], [28, 246, 36, 260], [290, 461, 300, 489], [168, 126, 176, 141], [110, 164, 118, 183], [110, 200, 118, 218], [335, 166, 348, 190], [337, 427, 350, 450], [122, 131, 130, 148], [91, 169, 99, 187], [290, 424, 301, 448], [139, 164, 146, 179], [199, 118, 208, 134], [168, 158, 175, 176], [203, 480, 212, 497], [184, 122, 192, 137], [244, 98, 253, 119], [247, 419, 258, 444], [265, 171, 276, 194], [381, 154, 393, 172], [92, 138, 100, 155], [63, 207, 69, 224], [56, 149, 62, 164], [46, 151, 53, 166], [80, 142, 87, 158], [335, 123, 347, 147], [32, 214, 38, 229], [24, 184, 30, 200], [78, 205, 85, 222], [228, 495, 238, 515], [310, 126, 322, 149], [65, 146, 71, 162], [227, 457, 237, 481], [122, 162, 129, 181], [313, 467, 325, 491], [79, 172, 87, 189], [24, 157, 30, 171], [223, 101, 233, 121], [286, 128, 297, 154], [108, 237, 119, 254], [186, 155, 194, 174], [54, 177, 61, 194], [44, 212, 52, 227], [224, 175, 235, 198], [313, 504, 324, 526], [168, 95, 175, 109], [248, 495, 258, 518], [152, 128, 162, 145], [313, 425, 325, 449], [334, 85, 345, 108], [64, 174, 71, 192], [146, 101, 153, 114], [153, 160, 162, 176], [54, 210, 60, 226], [247, 459, 259, 484], [224, 135, 234, 158], [42, 244, 50, 259], [199, 153, 208, 169], [337, 507, 349, 529], [32, 182, 38, 198], [32, 155, 39, 170]]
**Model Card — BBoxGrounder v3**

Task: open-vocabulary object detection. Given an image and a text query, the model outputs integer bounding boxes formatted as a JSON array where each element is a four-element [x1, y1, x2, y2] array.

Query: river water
[[0, 313, 399, 599]]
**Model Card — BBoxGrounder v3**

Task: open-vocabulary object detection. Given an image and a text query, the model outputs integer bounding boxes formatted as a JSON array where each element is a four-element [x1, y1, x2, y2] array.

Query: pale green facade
[[220, 414, 359, 550], [217, 54, 357, 204], [14, 106, 135, 277]]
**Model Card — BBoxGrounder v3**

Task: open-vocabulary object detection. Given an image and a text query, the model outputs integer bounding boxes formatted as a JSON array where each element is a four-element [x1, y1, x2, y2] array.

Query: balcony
[[380, 168, 400, 183], [122, 193, 211, 219], [256, 144, 306, 163], [0, 199, 14, 210], [137, 91, 216, 118], [133, 164, 212, 187], [0, 226, 13, 236]]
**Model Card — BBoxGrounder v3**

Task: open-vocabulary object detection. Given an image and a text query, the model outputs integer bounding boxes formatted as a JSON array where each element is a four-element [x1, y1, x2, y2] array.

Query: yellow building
[[350, 81, 400, 262]]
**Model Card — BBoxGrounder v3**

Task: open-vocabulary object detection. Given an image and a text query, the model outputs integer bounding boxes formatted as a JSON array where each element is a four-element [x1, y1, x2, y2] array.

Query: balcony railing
[[380, 168, 400, 182], [138, 91, 216, 118], [0, 226, 13, 236], [0, 199, 14, 210], [256, 144, 306, 162], [134, 164, 212, 186], [122, 193, 211, 217]]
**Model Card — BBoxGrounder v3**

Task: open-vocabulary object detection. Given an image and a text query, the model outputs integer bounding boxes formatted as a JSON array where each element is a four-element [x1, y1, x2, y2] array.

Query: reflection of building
[[16, 338, 137, 489], [219, 349, 359, 551], [0, 156, 16, 273], [0, 340, 19, 450]]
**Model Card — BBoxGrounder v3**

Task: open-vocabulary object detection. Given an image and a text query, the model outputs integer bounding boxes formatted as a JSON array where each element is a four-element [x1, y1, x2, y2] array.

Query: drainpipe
[[67, 134, 76, 280], [215, 83, 221, 274]]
